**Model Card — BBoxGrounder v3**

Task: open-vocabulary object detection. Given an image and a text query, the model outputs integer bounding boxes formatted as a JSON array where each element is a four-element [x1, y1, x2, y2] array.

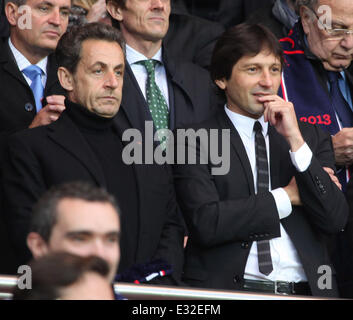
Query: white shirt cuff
[[289, 143, 313, 172], [271, 188, 292, 219]]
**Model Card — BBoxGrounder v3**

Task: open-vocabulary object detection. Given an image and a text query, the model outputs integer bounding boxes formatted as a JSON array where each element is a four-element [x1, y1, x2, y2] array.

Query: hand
[[259, 95, 305, 152], [29, 95, 65, 128], [86, 0, 107, 22], [283, 176, 302, 206], [332, 128, 353, 166], [323, 166, 342, 190]]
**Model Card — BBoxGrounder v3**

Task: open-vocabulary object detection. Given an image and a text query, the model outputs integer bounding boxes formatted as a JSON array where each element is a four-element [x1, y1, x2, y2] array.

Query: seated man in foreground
[[173, 23, 348, 297]]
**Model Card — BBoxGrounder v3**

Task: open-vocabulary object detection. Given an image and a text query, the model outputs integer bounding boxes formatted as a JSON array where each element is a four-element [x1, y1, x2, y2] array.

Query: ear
[[5, 2, 20, 26], [300, 6, 312, 35], [106, 1, 124, 22], [57, 67, 74, 92], [215, 78, 227, 91], [27, 232, 49, 258]]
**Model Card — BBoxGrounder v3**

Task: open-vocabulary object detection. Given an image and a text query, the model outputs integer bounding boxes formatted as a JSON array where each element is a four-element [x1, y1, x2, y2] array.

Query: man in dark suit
[[1, 23, 184, 283], [0, 0, 70, 275], [0, 0, 70, 143], [106, 0, 221, 139], [173, 23, 348, 297]]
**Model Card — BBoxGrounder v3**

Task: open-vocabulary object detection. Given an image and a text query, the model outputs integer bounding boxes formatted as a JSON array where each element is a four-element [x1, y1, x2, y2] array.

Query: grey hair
[[295, 0, 319, 14]]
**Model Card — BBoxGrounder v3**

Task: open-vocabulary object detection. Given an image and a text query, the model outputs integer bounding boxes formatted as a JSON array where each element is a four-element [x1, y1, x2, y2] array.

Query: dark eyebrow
[[66, 231, 93, 237]]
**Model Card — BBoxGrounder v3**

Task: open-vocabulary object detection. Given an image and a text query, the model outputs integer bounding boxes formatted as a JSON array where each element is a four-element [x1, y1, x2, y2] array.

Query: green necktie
[[136, 59, 169, 146]]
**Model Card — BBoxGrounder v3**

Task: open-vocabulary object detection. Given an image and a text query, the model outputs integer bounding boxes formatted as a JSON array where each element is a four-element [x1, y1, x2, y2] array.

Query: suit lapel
[[216, 111, 255, 194], [0, 40, 29, 88], [47, 113, 106, 186], [45, 53, 60, 94], [120, 64, 153, 132]]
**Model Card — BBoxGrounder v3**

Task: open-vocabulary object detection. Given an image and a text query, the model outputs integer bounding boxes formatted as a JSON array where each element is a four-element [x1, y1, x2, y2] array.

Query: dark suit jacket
[[0, 38, 65, 161], [173, 110, 348, 297], [116, 47, 222, 137], [165, 10, 224, 69], [1, 110, 185, 282]]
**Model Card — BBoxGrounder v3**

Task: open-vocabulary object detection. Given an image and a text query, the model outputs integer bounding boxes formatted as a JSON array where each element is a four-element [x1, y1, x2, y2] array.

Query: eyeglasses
[[307, 6, 353, 40]]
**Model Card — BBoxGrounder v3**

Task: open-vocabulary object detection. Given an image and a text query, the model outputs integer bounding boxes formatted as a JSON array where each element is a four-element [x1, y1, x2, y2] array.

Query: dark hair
[[12, 252, 110, 300], [55, 22, 125, 74], [29, 181, 120, 242], [106, 0, 126, 8], [210, 23, 285, 84]]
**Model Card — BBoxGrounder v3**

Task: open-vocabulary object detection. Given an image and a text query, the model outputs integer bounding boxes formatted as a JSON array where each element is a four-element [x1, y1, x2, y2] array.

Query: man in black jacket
[[2, 23, 184, 284], [173, 23, 348, 297], [0, 0, 70, 275]]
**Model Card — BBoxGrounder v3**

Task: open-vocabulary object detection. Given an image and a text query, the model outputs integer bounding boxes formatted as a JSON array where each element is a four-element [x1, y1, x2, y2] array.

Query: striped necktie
[[254, 121, 273, 276]]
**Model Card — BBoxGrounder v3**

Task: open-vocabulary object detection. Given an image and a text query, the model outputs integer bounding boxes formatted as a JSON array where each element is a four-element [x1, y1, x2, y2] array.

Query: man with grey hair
[[278, 0, 353, 297]]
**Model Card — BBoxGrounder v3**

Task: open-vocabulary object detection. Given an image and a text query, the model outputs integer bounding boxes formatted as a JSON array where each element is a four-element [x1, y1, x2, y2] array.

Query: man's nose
[[48, 9, 61, 26], [341, 33, 353, 51], [104, 71, 119, 89], [151, 0, 164, 10], [259, 71, 273, 88]]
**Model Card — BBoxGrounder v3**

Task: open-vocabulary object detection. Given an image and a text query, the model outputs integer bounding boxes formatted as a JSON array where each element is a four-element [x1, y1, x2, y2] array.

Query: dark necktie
[[327, 71, 353, 191], [327, 71, 353, 128], [136, 59, 169, 148], [254, 121, 273, 276], [22, 65, 44, 112]]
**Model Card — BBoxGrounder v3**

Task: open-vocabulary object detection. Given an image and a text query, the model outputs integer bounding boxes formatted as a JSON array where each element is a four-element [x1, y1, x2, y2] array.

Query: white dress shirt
[[8, 38, 48, 88], [225, 106, 311, 282], [126, 44, 169, 109]]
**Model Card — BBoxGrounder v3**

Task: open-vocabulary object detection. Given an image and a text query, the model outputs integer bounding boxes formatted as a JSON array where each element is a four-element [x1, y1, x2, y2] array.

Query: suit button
[[233, 275, 241, 283], [24, 103, 34, 112], [241, 242, 249, 249]]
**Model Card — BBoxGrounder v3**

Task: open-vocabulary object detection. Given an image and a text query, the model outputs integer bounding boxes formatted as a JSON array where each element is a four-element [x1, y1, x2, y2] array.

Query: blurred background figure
[[12, 252, 115, 300], [69, 0, 111, 26], [247, 0, 298, 39]]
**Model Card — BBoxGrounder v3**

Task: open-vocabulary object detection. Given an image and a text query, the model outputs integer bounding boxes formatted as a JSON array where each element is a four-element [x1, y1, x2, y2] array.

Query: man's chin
[[324, 60, 352, 72]]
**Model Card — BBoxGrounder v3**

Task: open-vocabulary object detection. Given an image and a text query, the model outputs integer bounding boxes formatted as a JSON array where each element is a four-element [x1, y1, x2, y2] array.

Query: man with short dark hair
[[2, 23, 184, 284], [0, 0, 71, 275], [0, 0, 70, 140], [173, 23, 348, 297], [26, 181, 121, 282]]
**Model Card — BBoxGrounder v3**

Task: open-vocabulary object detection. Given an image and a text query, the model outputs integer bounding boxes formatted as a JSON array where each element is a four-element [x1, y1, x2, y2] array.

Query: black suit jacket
[[173, 110, 348, 297], [1, 110, 185, 282], [0, 38, 65, 161], [116, 47, 222, 137], [165, 10, 224, 69]]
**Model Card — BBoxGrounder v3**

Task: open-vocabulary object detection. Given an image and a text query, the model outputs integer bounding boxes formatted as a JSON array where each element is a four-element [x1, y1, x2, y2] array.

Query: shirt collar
[[126, 44, 163, 66], [224, 105, 268, 139], [8, 38, 47, 76]]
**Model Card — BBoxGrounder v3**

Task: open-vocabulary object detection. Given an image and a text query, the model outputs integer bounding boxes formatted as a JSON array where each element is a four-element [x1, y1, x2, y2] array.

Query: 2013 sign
[[300, 114, 332, 125]]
